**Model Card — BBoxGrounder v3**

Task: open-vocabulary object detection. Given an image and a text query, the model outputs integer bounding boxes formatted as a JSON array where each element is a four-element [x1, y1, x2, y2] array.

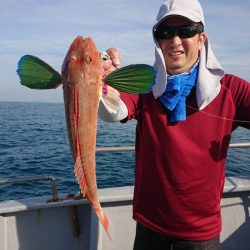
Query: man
[[99, 0, 250, 249]]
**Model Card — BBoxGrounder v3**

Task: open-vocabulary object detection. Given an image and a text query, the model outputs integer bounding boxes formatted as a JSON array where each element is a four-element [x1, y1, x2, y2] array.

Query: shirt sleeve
[[98, 97, 128, 122], [120, 91, 140, 122], [230, 75, 250, 129], [98, 86, 128, 122]]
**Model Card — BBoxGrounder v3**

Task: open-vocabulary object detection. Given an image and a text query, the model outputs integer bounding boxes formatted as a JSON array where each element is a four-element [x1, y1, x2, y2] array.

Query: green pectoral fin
[[103, 64, 156, 94], [17, 55, 62, 89]]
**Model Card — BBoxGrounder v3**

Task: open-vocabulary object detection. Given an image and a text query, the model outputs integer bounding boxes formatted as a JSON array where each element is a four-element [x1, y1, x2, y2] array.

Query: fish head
[[62, 36, 102, 86]]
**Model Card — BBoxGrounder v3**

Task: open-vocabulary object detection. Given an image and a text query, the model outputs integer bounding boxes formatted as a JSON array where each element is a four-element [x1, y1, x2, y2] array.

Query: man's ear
[[198, 32, 207, 51]]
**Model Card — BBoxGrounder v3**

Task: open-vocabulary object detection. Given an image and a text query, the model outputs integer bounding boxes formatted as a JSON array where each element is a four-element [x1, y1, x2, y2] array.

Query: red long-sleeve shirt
[[120, 74, 250, 240]]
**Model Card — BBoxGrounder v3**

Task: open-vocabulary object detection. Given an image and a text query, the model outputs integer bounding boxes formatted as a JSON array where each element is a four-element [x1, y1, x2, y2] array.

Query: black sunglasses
[[153, 24, 204, 40]]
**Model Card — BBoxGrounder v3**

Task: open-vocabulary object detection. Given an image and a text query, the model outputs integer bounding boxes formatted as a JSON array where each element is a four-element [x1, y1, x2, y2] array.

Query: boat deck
[[0, 176, 249, 250]]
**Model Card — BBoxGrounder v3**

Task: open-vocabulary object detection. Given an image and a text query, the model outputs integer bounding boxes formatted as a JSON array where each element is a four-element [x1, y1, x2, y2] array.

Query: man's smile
[[169, 50, 184, 57]]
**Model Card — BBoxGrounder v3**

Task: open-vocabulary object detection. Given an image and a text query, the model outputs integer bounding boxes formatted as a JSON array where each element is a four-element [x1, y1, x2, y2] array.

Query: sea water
[[0, 101, 250, 201]]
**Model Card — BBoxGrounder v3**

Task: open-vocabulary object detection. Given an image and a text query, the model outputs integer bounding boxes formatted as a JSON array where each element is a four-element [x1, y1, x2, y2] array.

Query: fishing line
[[186, 105, 250, 124]]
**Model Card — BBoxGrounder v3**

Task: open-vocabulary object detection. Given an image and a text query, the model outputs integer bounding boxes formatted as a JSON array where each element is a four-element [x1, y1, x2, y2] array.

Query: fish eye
[[84, 56, 92, 64]]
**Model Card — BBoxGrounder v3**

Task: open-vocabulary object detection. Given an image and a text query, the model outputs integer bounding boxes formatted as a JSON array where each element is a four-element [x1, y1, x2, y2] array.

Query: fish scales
[[61, 36, 110, 238]]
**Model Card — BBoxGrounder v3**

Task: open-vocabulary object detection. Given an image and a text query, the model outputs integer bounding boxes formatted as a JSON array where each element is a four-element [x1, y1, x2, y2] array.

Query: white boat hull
[[0, 177, 249, 250]]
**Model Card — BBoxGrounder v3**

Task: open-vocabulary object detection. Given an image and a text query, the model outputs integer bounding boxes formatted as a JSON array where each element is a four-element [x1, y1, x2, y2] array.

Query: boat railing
[[96, 142, 250, 152], [0, 142, 249, 202], [0, 175, 59, 202]]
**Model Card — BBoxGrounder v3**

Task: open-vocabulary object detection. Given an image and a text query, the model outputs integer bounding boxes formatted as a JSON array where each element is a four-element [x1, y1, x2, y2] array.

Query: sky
[[0, 0, 250, 103]]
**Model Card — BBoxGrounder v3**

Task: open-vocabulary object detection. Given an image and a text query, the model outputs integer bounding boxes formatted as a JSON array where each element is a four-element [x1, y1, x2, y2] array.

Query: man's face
[[157, 16, 206, 75]]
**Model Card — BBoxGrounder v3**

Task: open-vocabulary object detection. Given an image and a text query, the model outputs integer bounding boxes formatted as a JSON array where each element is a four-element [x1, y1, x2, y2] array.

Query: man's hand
[[101, 47, 121, 76], [99, 47, 128, 122], [106, 48, 121, 68]]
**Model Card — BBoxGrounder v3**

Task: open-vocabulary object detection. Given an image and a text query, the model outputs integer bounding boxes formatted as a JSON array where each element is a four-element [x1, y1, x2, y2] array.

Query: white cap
[[154, 0, 205, 29]]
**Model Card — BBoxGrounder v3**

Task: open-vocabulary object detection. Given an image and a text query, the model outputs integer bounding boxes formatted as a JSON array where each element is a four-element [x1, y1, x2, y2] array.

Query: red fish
[[62, 36, 110, 238]]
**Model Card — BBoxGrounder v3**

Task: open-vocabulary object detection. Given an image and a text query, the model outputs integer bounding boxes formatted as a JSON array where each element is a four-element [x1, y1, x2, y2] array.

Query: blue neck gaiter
[[159, 62, 199, 123]]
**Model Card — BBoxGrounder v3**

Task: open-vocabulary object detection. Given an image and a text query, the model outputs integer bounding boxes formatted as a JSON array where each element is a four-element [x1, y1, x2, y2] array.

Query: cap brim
[[155, 10, 204, 29]]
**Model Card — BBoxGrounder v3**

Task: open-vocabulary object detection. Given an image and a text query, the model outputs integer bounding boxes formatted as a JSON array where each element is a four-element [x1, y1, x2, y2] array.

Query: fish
[[61, 36, 110, 238], [16, 35, 156, 239]]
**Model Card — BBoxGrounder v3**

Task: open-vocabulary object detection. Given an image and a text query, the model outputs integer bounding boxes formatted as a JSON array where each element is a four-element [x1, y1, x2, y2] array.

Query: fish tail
[[73, 132, 111, 237], [95, 205, 112, 240]]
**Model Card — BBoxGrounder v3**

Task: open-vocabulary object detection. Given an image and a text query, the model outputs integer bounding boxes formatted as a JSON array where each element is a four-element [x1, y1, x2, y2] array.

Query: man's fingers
[[106, 48, 121, 68], [102, 60, 117, 76], [102, 60, 112, 71]]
